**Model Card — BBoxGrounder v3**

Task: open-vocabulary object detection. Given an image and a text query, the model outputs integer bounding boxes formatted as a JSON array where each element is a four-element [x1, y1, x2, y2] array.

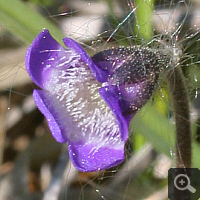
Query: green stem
[[134, 0, 154, 41]]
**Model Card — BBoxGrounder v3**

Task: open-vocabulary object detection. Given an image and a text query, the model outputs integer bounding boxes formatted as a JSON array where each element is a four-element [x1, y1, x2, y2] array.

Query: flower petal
[[26, 29, 109, 89], [63, 38, 108, 82], [33, 88, 125, 171], [93, 46, 168, 118], [68, 142, 124, 172], [26, 30, 126, 171], [92, 48, 125, 75], [117, 81, 156, 116], [99, 86, 130, 141], [33, 89, 68, 143], [26, 29, 66, 89], [92, 46, 168, 85]]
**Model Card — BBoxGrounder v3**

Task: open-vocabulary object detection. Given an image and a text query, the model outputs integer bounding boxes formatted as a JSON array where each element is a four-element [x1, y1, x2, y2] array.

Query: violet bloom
[[26, 29, 169, 172]]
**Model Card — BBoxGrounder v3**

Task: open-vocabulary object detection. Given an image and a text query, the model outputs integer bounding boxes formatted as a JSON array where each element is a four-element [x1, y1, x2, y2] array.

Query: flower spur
[[25, 29, 170, 172]]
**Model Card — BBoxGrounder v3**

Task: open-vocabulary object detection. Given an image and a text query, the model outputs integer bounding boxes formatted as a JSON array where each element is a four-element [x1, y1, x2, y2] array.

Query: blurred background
[[0, 0, 200, 199]]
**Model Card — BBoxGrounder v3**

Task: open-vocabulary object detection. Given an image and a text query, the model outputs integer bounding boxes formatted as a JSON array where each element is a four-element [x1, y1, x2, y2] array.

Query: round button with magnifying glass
[[174, 174, 196, 193]]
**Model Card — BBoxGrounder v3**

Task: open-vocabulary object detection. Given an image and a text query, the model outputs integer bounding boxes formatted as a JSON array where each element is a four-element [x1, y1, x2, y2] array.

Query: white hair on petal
[[45, 48, 123, 148]]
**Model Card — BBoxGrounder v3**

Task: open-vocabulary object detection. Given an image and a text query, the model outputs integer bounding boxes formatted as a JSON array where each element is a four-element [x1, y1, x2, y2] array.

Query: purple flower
[[25, 29, 168, 172]]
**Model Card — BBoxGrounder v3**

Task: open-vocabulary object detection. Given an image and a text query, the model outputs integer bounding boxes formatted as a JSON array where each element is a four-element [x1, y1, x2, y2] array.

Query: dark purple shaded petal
[[92, 46, 168, 84], [117, 81, 156, 116], [100, 80, 157, 121], [92, 48, 125, 74], [99, 81, 155, 127], [68, 142, 124, 172], [93, 46, 169, 118]]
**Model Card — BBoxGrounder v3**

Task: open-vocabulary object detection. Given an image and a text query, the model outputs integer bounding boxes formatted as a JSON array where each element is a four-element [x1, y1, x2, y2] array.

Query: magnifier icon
[[174, 174, 196, 193]]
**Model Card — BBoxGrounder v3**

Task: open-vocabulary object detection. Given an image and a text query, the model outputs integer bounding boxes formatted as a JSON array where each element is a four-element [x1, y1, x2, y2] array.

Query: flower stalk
[[167, 66, 191, 168]]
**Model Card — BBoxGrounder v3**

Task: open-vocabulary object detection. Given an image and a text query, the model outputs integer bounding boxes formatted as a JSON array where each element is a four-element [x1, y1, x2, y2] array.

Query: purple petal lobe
[[26, 29, 67, 89], [33, 89, 68, 143], [68, 142, 124, 172], [99, 86, 130, 141], [117, 81, 155, 116], [92, 48, 124, 71]]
